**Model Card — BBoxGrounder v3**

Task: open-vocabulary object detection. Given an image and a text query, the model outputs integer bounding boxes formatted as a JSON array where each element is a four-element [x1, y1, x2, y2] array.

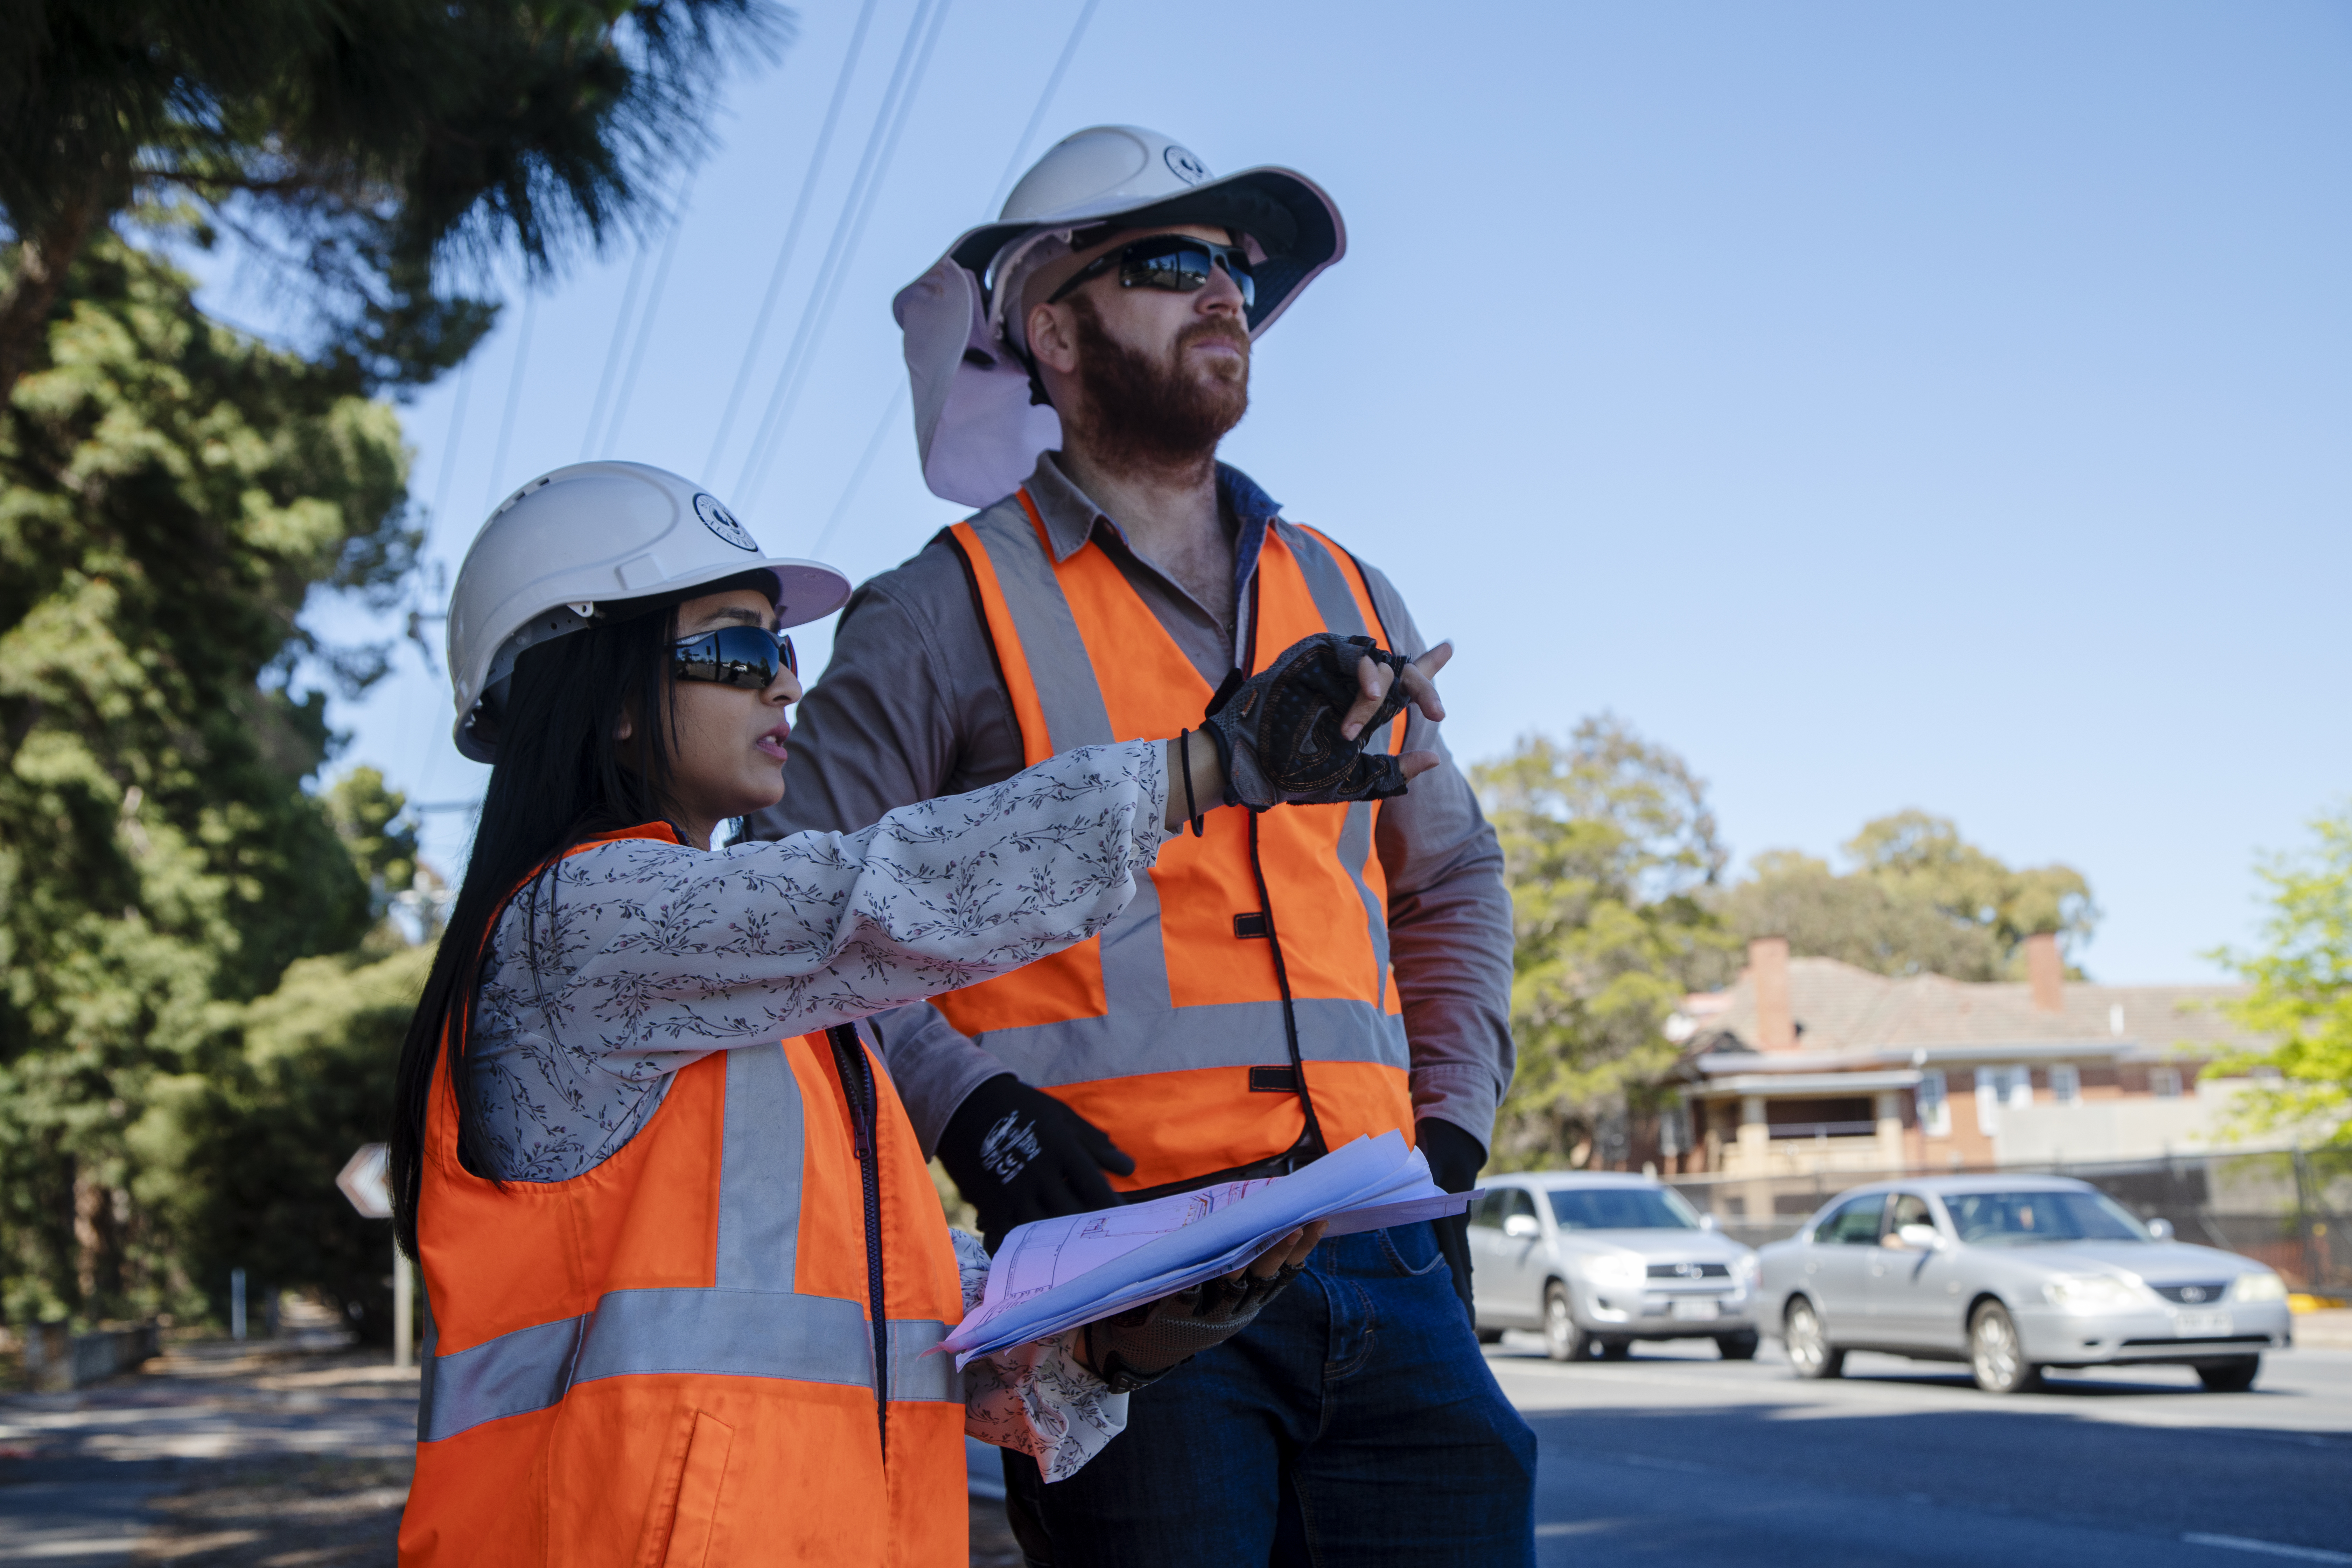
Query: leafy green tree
[[2208, 807, 2352, 1147], [0, 236, 411, 1326], [1715, 811, 2097, 981], [1475, 718, 1737, 1168], [0, 0, 786, 395]]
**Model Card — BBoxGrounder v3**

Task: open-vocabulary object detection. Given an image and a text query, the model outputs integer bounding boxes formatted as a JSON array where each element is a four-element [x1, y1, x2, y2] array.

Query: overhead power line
[[985, 0, 1100, 217], [429, 360, 474, 525], [793, 0, 1098, 555], [735, 0, 953, 509], [596, 183, 696, 456], [484, 290, 538, 510], [703, 0, 883, 479], [579, 243, 650, 461]]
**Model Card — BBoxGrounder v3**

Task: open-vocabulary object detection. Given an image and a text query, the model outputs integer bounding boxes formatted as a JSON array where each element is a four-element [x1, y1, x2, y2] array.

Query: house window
[[2049, 1065, 2081, 1106], [1916, 1070, 1951, 1137], [1659, 1102, 1690, 1158], [1975, 1066, 2030, 1133], [2150, 1067, 2182, 1100]]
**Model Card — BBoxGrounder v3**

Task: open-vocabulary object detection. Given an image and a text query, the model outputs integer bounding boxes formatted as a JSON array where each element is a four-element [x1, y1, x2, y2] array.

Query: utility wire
[[429, 360, 474, 524], [598, 183, 696, 455], [734, 0, 950, 506], [984, 0, 1100, 217], [738, 0, 952, 508], [702, 0, 882, 478], [792, 0, 1096, 552], [484, 289, 538, 510], [579, 244, 650, 460], [807, 384, 907, 557]]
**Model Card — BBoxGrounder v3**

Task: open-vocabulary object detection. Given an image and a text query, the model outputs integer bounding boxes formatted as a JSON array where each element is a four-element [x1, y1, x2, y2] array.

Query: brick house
[[1664, 933, 2264, 1181]]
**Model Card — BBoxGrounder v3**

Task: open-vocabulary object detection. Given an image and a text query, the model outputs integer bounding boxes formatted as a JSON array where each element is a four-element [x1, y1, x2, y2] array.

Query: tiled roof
[[1686, 956, 2259, 1063]]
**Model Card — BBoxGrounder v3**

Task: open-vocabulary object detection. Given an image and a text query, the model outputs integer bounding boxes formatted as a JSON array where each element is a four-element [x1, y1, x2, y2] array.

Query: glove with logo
[[1082, 1261, 1307, 1393], [1200, 633, 1417, 809], [937, 1074, 1136, 1250]]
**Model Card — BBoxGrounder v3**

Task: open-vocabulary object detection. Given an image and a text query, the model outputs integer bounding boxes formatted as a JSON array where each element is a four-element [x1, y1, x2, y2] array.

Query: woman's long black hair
[[388, 572, 772, 1258]]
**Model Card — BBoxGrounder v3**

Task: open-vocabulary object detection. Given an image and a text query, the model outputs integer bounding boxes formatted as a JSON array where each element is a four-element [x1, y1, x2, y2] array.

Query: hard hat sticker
[[694, 492, 759, 552], [1164, 146, 1208, 185]]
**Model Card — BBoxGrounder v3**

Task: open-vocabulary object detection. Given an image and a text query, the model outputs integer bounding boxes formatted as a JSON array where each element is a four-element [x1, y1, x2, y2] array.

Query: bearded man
[[752, 126, 1535, 1566]]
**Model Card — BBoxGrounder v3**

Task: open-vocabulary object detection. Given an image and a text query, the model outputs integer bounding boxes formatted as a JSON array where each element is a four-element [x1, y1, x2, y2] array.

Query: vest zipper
[[826, 1023, 890, 1456]]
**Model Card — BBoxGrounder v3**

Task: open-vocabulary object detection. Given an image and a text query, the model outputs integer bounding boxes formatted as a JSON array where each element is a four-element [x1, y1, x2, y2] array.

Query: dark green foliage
[[0, 236, 407, 1326], [1475, 719, 1739, 1168], [0, 0, 789, 393]]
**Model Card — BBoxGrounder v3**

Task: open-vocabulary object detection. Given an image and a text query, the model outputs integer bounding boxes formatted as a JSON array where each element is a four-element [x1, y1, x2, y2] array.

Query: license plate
[[1670, 1298, 1721, 1322], [2175, 1309, 2233, 1337]]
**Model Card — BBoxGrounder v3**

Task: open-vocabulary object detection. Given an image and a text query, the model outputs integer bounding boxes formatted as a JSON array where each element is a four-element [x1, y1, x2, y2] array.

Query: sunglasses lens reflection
[[676, 628, 794, 689]]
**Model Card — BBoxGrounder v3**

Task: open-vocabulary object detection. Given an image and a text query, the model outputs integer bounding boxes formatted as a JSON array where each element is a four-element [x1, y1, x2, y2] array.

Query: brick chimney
[[2025, 931, 2064, 1014], [1749, 936, 1797, 1051]]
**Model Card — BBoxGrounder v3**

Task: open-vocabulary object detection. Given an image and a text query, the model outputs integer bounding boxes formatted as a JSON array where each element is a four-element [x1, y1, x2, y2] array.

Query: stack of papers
[[939, 1131, 1469, 1367]]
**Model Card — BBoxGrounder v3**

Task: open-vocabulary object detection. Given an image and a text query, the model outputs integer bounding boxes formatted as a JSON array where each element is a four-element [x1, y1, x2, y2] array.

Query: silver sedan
[[1469, 1172, 1761, 1361], [1756, 1175, 2295, 1393]]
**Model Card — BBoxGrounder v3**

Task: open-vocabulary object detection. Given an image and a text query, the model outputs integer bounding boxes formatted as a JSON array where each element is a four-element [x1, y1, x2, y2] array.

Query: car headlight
[[1732, 1253, 1759, 1289], [2228, 1271, 2287, 1303], [2043, 1275, 2144, 1312], [1584, 1254, 1646, 1286]]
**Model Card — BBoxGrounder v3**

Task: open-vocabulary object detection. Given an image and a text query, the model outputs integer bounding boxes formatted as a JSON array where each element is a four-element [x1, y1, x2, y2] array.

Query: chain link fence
[[1664, 1146, 2351, 1295]]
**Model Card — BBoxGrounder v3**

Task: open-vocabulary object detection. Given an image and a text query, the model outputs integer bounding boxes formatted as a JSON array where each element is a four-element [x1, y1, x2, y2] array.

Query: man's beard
[[1065, 294, 1250, 477]]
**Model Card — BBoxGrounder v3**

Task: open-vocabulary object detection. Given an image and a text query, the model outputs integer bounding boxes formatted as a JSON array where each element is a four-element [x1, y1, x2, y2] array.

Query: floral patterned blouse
[[462, 740, 1168, 1478]]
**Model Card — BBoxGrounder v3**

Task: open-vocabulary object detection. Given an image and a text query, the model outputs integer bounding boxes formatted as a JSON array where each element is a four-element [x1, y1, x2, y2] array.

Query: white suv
[[1469, 1172, 1761, 1361]]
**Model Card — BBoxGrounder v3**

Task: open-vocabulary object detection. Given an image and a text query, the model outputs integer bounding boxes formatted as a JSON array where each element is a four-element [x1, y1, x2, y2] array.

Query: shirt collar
[[1024, 453, 1282, 600]]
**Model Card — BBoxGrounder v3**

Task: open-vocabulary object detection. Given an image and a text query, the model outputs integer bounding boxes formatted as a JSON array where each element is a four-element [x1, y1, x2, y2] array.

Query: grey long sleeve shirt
[[748, 453, 1514, 1157]]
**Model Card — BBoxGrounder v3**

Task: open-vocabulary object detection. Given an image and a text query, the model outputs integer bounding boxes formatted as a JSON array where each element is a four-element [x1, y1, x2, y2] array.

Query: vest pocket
[[636, 1408, 735, 1568]]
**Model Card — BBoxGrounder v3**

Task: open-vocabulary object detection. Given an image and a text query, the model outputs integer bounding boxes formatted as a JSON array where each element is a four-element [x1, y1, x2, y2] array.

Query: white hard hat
[[444, 461, 850, 762], [895, 125, 1346, 508]]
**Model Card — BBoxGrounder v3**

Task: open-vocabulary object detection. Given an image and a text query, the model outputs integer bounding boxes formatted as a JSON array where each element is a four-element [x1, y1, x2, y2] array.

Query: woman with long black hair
[[388, 463, 1444, 1566]]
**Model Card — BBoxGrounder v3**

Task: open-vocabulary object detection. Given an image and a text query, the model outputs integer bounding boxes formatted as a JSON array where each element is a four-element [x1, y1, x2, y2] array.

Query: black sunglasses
[[1046, 234, 1256, 310], [673, 625, 796, 690]]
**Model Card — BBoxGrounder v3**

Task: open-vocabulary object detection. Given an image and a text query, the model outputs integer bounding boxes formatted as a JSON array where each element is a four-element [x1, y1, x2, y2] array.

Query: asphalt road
[[1490, 1334, 2352, 1568]]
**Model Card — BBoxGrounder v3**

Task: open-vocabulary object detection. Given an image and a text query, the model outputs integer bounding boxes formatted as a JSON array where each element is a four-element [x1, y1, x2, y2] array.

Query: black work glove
[[1418, 1116, 1486, 1323], [938, 1074, 1135, 1250], [1082, 1262, 1306, 1392], [1201, 633, 1416, 808]]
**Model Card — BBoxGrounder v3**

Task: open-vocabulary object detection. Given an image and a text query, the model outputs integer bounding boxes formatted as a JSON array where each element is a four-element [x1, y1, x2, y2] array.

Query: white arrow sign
[[337, 1143, 392, 1220]]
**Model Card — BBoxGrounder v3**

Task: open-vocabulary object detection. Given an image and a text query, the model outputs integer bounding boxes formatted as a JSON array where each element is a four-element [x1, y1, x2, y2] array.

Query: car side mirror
[[1698, 1213, 1719, 1231], [1896, 1223, 1942, 1252], [2146, 1217, 2174, 1241], [1503, 1213, 1541, 1240]]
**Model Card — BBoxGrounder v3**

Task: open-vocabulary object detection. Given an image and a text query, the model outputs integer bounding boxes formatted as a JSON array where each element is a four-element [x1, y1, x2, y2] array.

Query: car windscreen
[[1940, 1190, 2149, 1246], [1548, 1186, 1703, 1231]]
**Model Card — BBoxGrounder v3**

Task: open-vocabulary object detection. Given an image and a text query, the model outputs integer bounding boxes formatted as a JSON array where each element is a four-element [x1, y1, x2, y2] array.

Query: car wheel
[[1716, 1330, 1760, 1361], [1785, 1297, 1843, 1380], [1968, 1302, 2040, 1394], [2196, 1357, 2260, 1393], [1544, 1283, 1590, 1362]]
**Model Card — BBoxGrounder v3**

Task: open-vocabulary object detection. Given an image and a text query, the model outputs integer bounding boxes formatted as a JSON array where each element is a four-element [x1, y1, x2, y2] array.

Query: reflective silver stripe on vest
[[969, 499, 1114, 752], [718, 1043, 803, 1291], [420, 1295, 957, 1441], [1336, 800, 1391, 1011], [959, 506, 1410, 1087], [974, 995, 1407, 1090]]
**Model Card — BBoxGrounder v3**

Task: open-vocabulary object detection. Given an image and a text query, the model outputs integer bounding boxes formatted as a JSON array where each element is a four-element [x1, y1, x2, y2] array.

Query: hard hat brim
[[946, 164, 1345, 339]]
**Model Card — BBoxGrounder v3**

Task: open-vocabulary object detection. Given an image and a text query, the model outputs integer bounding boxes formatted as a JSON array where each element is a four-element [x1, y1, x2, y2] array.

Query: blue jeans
[[1002, 1221, 1537, 1567]]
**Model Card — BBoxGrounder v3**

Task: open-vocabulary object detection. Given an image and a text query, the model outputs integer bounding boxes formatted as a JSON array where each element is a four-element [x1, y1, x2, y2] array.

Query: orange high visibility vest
[[400, 825, 967, 1568], [939, 491, 1415, 1194]]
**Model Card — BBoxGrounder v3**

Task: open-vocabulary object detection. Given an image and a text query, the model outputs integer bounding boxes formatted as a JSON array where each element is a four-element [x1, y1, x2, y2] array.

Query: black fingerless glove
[[937, 1074, 1136, 1250], [1083, 1262, 1306, 1393], [1200, 633, 1416, 809]]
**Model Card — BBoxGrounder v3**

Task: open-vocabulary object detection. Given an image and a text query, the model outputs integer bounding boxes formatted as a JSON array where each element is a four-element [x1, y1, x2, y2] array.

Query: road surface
[[1493, 1332, 2352, 1568]]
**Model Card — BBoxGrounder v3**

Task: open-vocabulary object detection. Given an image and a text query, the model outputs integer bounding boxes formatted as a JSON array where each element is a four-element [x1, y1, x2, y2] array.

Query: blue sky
[[266, 0, 2348, 983]]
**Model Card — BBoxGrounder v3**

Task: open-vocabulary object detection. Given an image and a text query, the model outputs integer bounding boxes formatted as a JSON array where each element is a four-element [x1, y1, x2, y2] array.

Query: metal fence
[[1664, 1146, 2351, 1295]]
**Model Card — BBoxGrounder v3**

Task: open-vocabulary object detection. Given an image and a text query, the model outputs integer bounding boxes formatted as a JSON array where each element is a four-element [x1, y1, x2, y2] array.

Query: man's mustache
[[1176, 318, 1251, 358]]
